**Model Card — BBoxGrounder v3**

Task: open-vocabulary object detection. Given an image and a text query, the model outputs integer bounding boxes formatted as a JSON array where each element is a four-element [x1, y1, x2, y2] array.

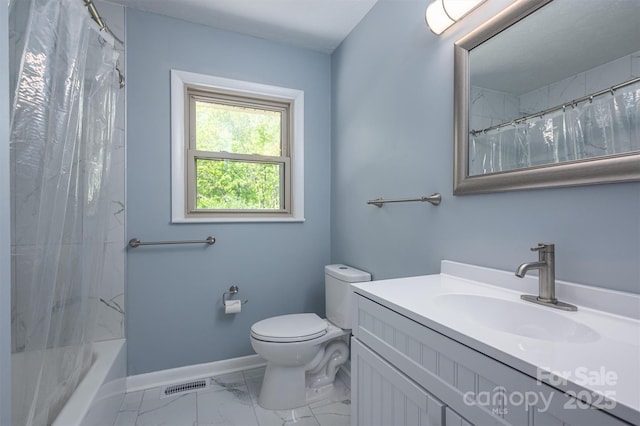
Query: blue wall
[[126, 0, 640, 375], [331, 0, 640, 293], [126, 10, 332, 375]]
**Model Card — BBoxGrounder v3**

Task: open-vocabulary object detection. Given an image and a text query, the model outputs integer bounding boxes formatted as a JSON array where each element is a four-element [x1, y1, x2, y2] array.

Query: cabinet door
[[351, 338, 444, 426], [445, 407, 473, 426]]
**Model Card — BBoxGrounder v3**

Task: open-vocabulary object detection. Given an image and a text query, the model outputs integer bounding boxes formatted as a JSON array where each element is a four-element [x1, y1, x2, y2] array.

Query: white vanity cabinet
[[351, 294, 630, 426], [444, 407, 473, 426], [352, 339, 444, 425]]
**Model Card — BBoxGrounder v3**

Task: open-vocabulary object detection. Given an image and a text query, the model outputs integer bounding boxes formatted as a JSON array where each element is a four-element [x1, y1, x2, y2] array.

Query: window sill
[[171, 216, 305, 224]]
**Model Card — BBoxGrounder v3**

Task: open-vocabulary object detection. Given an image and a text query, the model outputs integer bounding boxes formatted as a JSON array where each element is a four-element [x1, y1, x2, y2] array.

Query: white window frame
[[171, 70, 304, 223]]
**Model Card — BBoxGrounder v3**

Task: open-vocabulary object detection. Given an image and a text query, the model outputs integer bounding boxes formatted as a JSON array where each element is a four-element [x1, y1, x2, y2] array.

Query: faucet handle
[[531, 243, 554, 252]]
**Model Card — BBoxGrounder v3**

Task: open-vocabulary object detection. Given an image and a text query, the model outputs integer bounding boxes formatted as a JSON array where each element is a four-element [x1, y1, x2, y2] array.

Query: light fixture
[[425, 0, 486, 35]]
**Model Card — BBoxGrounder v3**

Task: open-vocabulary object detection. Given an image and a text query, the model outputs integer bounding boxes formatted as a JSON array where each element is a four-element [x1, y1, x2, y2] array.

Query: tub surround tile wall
[[126, 9, 331, 375], [520, 49, 640, 115], [92, 0, 127, 343], [331, 0, 640, 293], [472, 49, 640, 131], [469, 48, 640, 174], [469, 86, 520, 132], [94, 243, 126, 340]]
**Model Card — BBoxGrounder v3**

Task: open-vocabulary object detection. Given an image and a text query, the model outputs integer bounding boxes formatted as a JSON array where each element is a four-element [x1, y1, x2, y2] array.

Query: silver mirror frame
[[453, 0, 640, 195]]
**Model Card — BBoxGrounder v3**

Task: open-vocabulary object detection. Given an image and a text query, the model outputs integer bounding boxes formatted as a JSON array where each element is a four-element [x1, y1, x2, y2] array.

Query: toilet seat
[[251, 313, 327, 343]]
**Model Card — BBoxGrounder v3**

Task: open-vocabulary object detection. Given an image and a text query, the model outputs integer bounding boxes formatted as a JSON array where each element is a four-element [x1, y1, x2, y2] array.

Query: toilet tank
[[325, 264, 371, 329]]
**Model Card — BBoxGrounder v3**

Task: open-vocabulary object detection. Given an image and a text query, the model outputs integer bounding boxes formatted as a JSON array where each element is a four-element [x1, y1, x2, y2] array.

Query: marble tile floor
[[113, 367, 351, 426]]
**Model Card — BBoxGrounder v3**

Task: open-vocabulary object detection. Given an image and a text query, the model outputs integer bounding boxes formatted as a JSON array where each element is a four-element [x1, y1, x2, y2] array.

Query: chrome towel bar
[[367, 193, 441, 208], [128, 236, 216, 248]]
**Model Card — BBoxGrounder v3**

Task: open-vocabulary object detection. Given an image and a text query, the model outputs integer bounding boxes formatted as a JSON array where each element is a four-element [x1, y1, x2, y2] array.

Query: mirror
[[454, 0, 640, 194]]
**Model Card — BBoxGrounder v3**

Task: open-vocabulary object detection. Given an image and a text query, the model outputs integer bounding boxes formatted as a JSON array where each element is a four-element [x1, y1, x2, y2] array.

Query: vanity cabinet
[[351, 294, 629, 426], [352, 339, 444, 425], [444, 407, 473, 426]]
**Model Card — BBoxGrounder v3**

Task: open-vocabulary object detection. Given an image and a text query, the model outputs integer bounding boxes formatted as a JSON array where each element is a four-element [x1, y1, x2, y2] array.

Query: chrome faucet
[[516, 243, 577, 311]]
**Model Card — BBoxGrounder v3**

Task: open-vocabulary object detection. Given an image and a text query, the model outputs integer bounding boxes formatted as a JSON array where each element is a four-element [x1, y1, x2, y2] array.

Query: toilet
[[250, 264, 371, 410]]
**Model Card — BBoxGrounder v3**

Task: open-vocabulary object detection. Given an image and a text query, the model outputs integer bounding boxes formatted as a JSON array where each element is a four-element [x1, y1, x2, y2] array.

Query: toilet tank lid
[[325, 264, 371, 283]]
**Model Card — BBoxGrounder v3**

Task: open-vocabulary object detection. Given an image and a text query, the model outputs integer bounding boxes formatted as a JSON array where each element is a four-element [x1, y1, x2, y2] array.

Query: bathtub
[[52, 339, 127, 426]]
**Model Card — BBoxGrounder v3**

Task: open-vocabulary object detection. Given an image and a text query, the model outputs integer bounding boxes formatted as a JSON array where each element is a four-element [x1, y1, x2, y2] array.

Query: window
[[171, 70, 304, 222], [188, 89, 291, 215]]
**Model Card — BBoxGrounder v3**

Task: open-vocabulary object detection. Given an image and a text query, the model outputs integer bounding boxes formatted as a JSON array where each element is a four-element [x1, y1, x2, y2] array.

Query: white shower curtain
[[9, 0, 120, 424], [469, 82, 640, 175]]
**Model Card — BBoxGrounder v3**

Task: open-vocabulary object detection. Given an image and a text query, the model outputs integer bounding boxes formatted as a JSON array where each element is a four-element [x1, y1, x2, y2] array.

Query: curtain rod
[[470, 76, 640, 136], [83, 0, 125, 88], [83, 0, 124, 46], [84, 0, 105, 30]]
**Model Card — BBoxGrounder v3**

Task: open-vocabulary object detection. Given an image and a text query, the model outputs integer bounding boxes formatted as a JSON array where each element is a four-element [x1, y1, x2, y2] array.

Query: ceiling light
[[425, 0, 486, 35]]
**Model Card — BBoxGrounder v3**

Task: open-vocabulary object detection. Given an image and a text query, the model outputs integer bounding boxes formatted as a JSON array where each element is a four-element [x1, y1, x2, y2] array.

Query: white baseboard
[[126, 354, 266, 393]]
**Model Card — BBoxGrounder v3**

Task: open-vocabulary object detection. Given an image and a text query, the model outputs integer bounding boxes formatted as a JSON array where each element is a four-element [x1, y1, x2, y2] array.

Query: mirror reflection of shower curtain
[[9, 0, 120, 424], [469, 82, 640, 175]]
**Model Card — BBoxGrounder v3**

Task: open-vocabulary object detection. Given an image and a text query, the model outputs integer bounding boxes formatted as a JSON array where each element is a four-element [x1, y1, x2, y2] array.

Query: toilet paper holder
[[222, 285, 248, 305]]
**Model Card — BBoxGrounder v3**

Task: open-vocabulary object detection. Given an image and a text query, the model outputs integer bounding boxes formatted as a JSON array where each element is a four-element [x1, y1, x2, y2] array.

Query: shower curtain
[[469, 82, 640, 175], [9, 0, 120, 424]]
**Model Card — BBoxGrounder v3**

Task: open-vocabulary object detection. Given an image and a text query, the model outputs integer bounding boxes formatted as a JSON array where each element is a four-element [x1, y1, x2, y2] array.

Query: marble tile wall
[[469, 86, 520, 134], [469, 50, 640, 174], [520, 50, 640, 115], [471, 50, 640, 133], [92, 0, 127, 343]]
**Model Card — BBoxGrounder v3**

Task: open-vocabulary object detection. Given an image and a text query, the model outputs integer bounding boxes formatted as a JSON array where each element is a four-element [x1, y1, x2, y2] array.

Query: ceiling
[[470, 0, 640, 95], [110, 0, 379, 53]]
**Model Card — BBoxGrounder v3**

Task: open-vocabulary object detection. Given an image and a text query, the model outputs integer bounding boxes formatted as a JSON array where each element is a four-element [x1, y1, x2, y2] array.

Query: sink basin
[[434, 294, 600, 343]]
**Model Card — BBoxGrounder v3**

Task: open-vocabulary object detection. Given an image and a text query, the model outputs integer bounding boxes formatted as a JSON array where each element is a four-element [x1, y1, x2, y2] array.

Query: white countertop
[[351, 261, 640, 425]]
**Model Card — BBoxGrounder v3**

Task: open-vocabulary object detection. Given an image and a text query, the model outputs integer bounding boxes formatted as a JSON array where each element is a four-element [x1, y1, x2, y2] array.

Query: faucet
[[516, 243, 577, 311]]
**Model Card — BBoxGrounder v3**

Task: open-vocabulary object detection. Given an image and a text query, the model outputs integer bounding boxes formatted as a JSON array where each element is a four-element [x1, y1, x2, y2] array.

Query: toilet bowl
[[250, 264, 371, 410], [250, 313, 349, 409]]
